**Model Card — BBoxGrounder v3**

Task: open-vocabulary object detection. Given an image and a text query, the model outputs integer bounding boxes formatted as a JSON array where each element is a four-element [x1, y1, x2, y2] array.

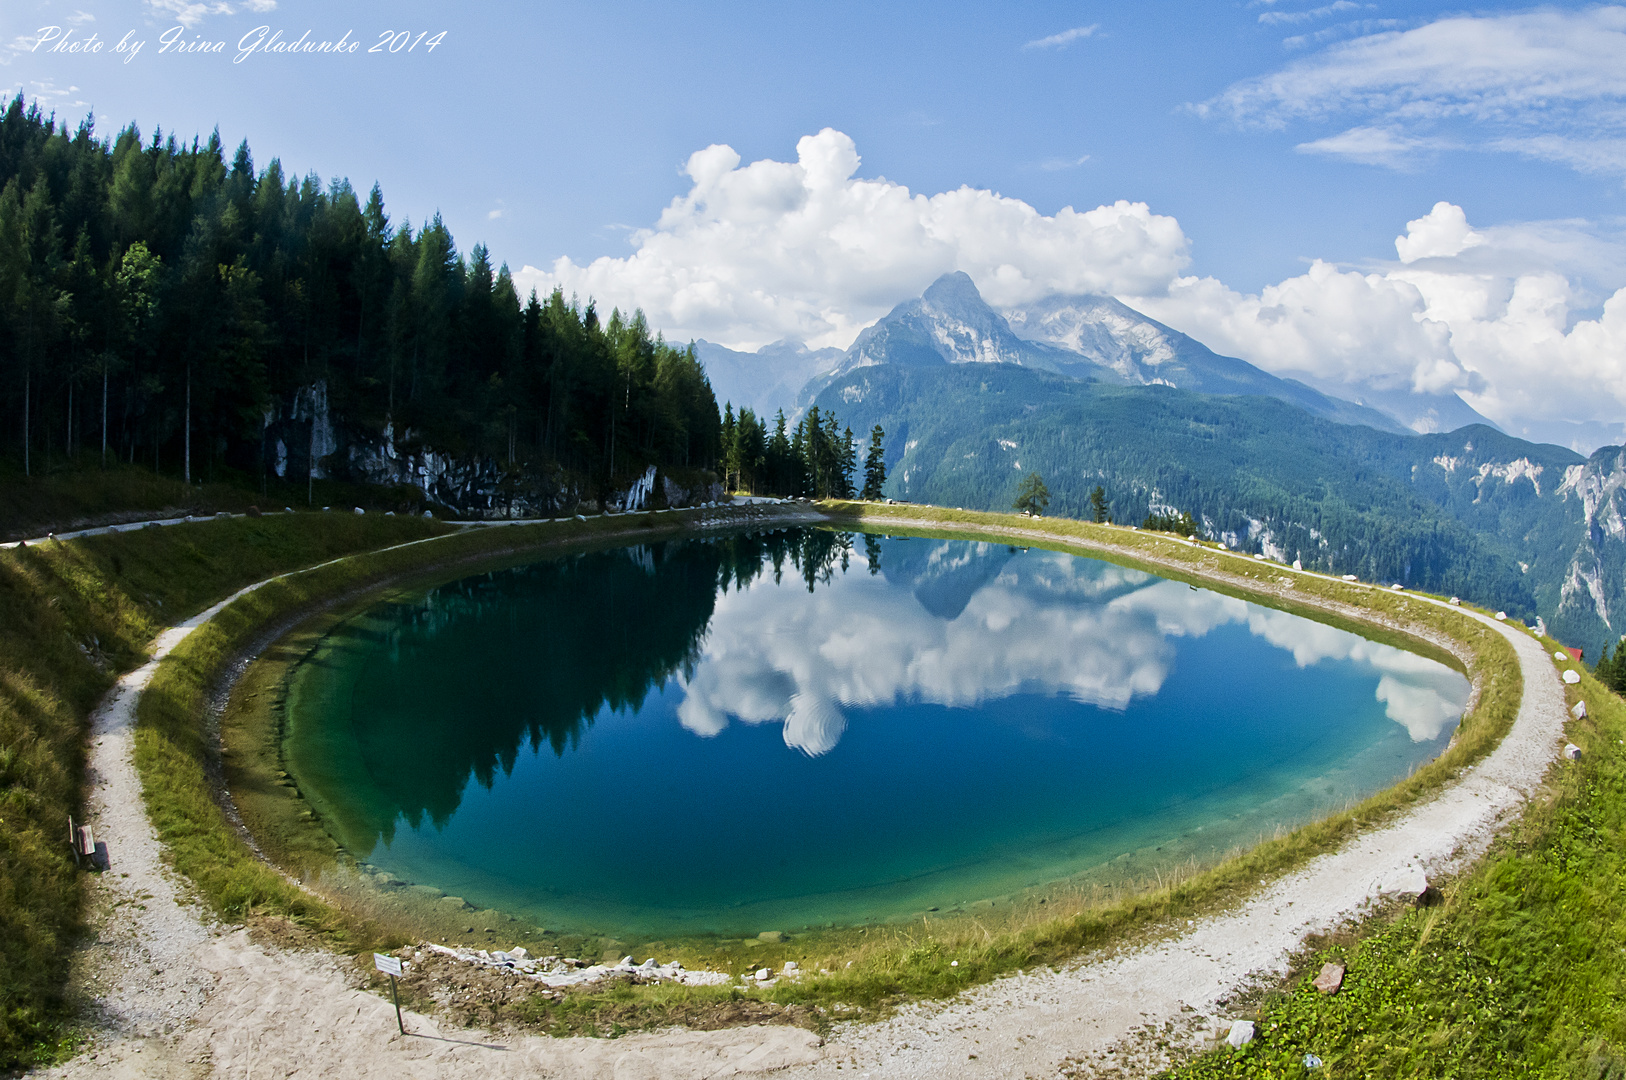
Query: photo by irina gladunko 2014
[[0, 2, 1623, 1077]]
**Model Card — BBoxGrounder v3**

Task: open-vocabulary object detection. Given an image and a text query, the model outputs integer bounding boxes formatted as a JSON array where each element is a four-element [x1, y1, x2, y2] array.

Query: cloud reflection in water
[[677, 541, 1467, 755]]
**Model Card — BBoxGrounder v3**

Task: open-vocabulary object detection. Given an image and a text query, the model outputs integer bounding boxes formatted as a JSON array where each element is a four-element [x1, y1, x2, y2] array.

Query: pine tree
[[837, 424, 857, 499], [1013, 472, 1050, 515], [1089, 485, 1109, 523], [862, 424, 887, 500]]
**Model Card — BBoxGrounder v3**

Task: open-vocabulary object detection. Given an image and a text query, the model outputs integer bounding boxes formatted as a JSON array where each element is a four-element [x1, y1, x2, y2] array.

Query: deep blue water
[[284, 528, 1469, 936]]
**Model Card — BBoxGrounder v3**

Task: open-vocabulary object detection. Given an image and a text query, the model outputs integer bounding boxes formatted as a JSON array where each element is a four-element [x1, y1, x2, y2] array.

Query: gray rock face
[[259, 378, 721, 518], [805, 273, 1404, 431]]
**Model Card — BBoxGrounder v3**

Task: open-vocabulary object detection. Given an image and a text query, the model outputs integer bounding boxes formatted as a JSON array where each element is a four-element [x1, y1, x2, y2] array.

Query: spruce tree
[[837, 424, 857, 499], [1013, 472, 1050, 515], [862, 424, 887, 500], [1089, 485, 1108, 523]]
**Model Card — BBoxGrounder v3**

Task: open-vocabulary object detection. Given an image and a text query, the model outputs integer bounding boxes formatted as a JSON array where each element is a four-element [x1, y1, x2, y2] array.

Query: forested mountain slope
[[0, 96, 720, 516], [813, 361, 1622, 659]]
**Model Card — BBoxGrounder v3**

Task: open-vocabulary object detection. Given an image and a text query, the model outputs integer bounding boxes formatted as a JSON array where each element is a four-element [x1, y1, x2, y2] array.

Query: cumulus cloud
[[673, 547, 1465, 754], [512, 125, 1624, 440], [1198, 6, 1626, 176], [1131, 259, 1466, 394], [1395, 201, 1484, 263], [513, 129, 1189, 350], [1131, 202, 1626, 436]]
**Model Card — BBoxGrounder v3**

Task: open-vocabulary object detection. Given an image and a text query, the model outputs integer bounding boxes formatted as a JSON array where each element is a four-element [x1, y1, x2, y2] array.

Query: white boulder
[[1226, 1020, 1255, 1048]]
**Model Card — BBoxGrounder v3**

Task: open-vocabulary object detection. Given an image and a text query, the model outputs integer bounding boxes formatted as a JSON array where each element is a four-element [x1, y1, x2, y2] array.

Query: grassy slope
[[0, 458, 443, 543], [5, 500, 1548, 1057], [0, 512, 446, 1070], [1164, 658, 1619, 1079], [206, 502, 1526, 1037]]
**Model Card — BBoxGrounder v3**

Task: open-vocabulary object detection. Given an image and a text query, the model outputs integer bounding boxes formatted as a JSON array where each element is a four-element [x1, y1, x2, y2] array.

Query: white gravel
[[33, 529, 1570, 1080]]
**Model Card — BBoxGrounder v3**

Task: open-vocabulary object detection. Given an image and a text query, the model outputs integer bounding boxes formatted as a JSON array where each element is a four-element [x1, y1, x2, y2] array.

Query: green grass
[[1163, 654, 1621, 1079], [12, 498, 1536, 1059], [211, 500, 1519, 1038], [128, 511, 719, 936], [0, 455, 445, 542], [0, 510, 447, 1071]]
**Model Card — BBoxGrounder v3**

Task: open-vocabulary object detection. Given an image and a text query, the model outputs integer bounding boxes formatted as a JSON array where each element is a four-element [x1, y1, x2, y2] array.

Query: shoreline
[[34, 504, 1560, 1079]]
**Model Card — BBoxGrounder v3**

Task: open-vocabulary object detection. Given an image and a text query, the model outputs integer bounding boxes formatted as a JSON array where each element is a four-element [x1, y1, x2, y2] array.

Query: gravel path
[[33, 530, 1570, 1079], [780, 604, 1566, 1078]]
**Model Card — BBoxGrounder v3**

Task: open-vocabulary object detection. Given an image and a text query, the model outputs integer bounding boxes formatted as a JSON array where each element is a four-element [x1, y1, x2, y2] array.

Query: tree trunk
[[101, 366, 108, 468], [22, 366, 29, 478], [184, 362, 192, 484]]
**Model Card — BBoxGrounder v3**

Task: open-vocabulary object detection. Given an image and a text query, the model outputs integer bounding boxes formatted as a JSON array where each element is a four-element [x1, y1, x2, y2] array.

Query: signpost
[[374, 953, 406, 1034]]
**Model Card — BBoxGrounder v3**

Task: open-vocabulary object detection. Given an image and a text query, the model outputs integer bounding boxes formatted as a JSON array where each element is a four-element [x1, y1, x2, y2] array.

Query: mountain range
[[701, 271, 1498, 437], [696, 272, 1621, 661]]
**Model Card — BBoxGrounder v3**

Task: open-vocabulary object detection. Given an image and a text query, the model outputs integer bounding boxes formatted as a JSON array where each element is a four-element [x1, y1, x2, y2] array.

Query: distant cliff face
[[1552, 446, 1626, 658]]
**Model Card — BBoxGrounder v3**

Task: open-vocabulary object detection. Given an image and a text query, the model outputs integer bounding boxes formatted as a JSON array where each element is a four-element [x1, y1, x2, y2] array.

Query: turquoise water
[[284, 528, 1469, 936]]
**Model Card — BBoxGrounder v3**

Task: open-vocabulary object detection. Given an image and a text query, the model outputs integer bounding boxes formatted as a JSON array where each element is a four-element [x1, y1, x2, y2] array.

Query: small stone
[[1226, 1020, 1255, 1048], [618, 955, 634, 967], [1495, 611, 1508, 621], [1555, 651, 1568, 661], [641, 958, 657, 969], [782, 961, 799, 974], [1564, 743, 1582, 761], [354, 507, 365, 515], [1573, 701, 1588, 719], [1449, 596, 1461, 605], [510, 947, 528, 960], [757, 931, 787, 943], [1304, 1053, 1324, 1068], [1312, 962, 1345, 995], [1563, 670, 1582, 684], [755, 968, 772, 981]]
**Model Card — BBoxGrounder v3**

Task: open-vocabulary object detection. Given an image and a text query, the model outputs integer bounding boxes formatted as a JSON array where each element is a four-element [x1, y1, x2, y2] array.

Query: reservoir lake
[[283, 528, 1470, 937]]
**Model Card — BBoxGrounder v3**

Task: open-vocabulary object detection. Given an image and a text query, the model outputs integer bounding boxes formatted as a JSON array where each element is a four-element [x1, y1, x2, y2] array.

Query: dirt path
[[34, 527, 1569, 1080], [778, 606, 1565, 1078]]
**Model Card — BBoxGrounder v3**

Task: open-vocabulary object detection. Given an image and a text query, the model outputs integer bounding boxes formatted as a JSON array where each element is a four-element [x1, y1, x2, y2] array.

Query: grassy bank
[[0, 511, 447, 1070], [185, 502, 1527, 1039], [129, 511, 728, 936], [1165, 652, 1613, 1079], [0, 457, 443, 543]]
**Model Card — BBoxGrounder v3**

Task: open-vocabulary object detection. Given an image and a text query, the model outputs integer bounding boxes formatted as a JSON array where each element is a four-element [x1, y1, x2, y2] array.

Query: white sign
[[373, 953, 402, 977]]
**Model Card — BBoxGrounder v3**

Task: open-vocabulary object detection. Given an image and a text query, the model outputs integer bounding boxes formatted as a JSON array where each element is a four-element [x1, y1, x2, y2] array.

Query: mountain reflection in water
[[284, 528, 1469, 899]]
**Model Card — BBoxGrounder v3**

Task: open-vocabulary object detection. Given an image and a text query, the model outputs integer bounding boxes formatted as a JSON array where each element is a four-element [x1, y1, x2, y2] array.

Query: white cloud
[[1038, 154, 1091, 172], [144, 0, 274, 28], [1200, 6, 1626, 175], [1023, 25, 1098, 50], [1258, 2, 1361, 27], [1395, 201, 1484, 263], [1295, 125, 1457, 168], [1131, 202, 1626, 434], [515, 129, 1189, 350], [674, 548, 1465, 754]]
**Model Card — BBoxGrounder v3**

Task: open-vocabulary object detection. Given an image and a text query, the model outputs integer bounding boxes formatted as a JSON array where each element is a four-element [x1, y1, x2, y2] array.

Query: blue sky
[[5, 1, 1626, 446]]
